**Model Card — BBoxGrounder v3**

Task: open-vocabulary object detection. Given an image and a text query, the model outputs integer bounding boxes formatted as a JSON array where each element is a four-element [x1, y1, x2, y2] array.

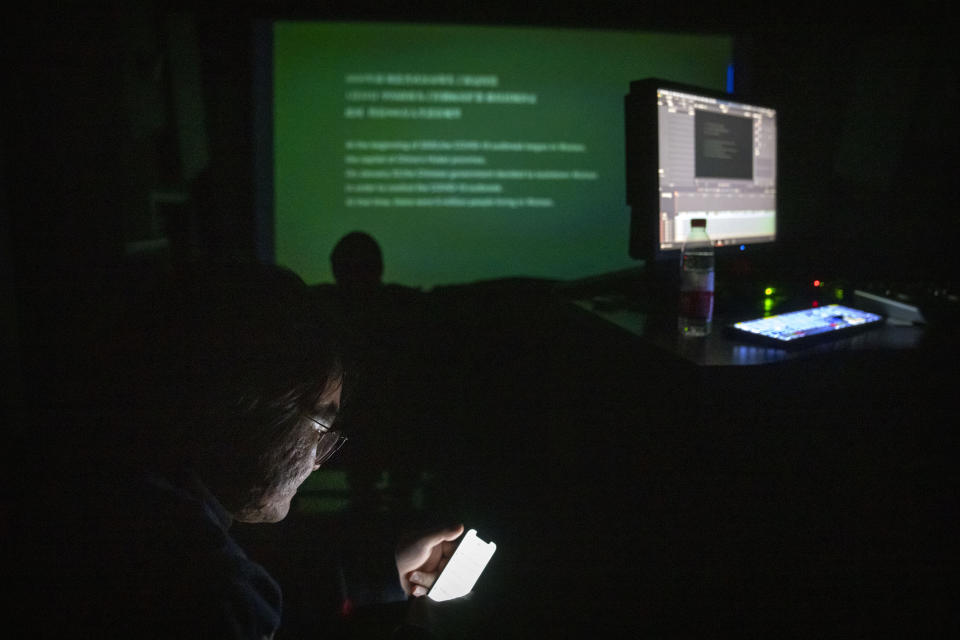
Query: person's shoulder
[[99, 469, 283, 636], [383, 283, 427, 302], [310, 283, 340, 295]]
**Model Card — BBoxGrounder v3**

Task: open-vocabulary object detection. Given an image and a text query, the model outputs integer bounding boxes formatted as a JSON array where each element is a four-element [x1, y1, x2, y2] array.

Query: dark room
[[4, 1, 957, 638]]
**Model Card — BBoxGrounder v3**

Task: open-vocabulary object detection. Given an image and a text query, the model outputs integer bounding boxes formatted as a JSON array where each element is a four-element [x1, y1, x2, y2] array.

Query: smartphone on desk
[[725, 304, 884, 348], [428, 529, 497, 602]]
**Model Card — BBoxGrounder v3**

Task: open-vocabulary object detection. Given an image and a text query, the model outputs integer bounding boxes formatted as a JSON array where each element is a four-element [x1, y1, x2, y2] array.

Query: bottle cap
[[691, 218, 706, 228]]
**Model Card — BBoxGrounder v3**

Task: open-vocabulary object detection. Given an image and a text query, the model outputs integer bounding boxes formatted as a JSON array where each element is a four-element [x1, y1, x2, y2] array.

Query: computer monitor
[[625, 78, 777, 262]]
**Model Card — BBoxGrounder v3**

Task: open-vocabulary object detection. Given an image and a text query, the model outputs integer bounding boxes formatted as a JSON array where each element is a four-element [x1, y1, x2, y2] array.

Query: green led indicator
[[764, 287, 774, 296]]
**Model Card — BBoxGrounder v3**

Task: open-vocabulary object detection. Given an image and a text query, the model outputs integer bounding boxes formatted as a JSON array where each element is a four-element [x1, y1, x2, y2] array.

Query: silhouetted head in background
[[330, 231, 383, 294]]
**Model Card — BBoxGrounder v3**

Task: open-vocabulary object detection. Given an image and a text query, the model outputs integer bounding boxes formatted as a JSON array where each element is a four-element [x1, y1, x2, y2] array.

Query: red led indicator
[[813, 280, 821, 287]]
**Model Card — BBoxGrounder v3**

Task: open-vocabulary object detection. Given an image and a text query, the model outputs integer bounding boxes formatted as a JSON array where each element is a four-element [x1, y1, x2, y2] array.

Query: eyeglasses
[[303, 415, 347, 467]]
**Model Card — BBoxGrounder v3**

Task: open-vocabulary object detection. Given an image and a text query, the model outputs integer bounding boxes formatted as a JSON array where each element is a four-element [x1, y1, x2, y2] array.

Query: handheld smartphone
[[726, 304, 884, 348], [427, 529, 497, 602]]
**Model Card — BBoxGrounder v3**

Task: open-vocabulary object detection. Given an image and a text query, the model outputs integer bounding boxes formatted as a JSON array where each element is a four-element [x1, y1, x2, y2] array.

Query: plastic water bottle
[[678, 218, 715, 336]]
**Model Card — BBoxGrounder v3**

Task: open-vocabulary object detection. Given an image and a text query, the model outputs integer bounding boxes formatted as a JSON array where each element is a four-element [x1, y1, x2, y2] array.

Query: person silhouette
[[330, 231, 384, 296], [315, 232, 429, 518]]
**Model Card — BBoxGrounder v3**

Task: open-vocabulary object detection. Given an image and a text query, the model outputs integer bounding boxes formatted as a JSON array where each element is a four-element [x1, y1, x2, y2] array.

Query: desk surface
[[570, 297, 926, 366]]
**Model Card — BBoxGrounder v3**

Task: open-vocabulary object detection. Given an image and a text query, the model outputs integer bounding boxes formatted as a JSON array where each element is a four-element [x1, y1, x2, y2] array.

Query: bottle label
[[680, 269, 714, 291]]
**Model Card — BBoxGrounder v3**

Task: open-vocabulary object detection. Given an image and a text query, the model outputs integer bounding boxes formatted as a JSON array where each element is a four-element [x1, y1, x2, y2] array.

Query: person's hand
[[395, 523, 465, 597]]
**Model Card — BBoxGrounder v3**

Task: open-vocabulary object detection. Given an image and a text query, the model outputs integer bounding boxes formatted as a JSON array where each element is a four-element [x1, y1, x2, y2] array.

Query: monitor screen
[[625, 79, 777, 261], [256, 22, 732, 288]]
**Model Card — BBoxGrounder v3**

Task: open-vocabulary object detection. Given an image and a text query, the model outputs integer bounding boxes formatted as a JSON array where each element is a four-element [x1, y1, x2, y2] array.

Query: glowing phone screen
[[427, 529, 496, 602]]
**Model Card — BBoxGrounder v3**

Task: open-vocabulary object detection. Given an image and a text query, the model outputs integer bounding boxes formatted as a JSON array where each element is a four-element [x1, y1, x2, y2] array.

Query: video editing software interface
[[657, 88, 777, 251]]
